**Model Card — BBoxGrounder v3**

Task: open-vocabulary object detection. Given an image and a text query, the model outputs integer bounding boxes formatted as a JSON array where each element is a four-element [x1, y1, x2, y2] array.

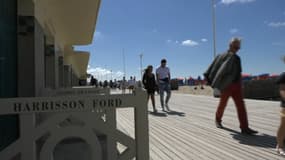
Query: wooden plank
[[116, 93, 283, 160]]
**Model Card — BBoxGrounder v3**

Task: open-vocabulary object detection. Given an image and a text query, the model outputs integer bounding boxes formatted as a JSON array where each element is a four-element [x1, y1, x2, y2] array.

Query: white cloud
[[201, 38, 208, 42], [87, 67, 110, 76], [221, 0, 255, 5], [268, 22, 285, 27], [87, 65, 124, 80], [175, 40, 179, 44], [167, 39, 172, 43], [114, 71, 124, 78], [230, 28, 239, 34], [181, 40, 199, 47]]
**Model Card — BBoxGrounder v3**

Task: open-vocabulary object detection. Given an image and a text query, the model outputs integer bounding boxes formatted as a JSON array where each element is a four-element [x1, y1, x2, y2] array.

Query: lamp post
[[139, 53, 143, 80], [212, 0, 221, 97], [123, 48, 126, 78], [212, 0, 217, 58]]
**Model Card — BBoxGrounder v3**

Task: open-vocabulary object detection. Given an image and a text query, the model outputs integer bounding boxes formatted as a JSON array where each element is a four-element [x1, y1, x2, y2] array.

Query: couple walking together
[[143, 59, 171, 113]]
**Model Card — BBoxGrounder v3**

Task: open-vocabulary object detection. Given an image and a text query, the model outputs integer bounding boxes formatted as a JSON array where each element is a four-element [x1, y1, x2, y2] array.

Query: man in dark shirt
[[276, 72, 285, 155], [215, 38, 258, 135]]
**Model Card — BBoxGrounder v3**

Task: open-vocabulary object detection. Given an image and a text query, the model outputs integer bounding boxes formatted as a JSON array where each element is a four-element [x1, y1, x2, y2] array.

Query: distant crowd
[[89, 75, 139, 92]]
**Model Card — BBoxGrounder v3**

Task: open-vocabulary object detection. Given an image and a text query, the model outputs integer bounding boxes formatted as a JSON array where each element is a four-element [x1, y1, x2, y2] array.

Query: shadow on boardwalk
[[148, 111, 167, 117], [223, 127, 276, 148], [166, 110, 186, 117], [148, 110, 186, 117]]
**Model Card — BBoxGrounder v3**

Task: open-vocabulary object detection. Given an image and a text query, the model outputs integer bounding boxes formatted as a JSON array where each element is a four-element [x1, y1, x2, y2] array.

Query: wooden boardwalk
[[116, 93, 284, 160]]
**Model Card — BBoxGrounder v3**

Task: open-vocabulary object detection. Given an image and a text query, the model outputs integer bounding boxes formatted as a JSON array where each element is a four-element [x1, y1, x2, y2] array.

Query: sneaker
[[215, 121, 223, 128], [241, 128, 258, 135], [161, 106, 166, 112], [276, 147, 285, 156], [153, 108, 158, 113]]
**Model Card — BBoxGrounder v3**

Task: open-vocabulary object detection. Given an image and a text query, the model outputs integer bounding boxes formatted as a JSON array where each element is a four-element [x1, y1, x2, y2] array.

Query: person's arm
[[142, 73, 147, 86], [168, 68, 171, 81], [231, 55, 242, 82], [156, 69, 160, 84], [153, 73, 157, 84], [280, 84, 285, 100], [156, 73, 160, 83]]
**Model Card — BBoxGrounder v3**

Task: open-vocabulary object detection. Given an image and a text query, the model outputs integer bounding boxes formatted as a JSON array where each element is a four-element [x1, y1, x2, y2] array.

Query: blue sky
[[75, 0, 285, 81]]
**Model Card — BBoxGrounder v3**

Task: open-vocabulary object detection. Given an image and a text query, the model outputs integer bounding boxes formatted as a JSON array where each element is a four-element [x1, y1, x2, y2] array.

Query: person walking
[[204, 37, 258, 135], [128, 76, 136, 93], [156, 59, 171, 111], [90, 76, 95, 86], [194, 75, 204, 90], [121, 76, 127, 94], [276, 71, 285, 156], [143, 65, 157, 113]]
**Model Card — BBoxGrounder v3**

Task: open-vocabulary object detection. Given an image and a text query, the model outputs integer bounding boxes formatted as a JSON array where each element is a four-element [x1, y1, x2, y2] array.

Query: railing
[[0, 88, 149, 160], [40, 87, 111, 96]]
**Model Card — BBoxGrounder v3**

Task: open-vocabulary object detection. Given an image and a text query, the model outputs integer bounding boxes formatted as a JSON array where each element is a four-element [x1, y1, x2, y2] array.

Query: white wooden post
[[0, 88, 149, 160], [105, 91, 117, 160], [134, 89, 149, 160], [20, 114, 36, 160]]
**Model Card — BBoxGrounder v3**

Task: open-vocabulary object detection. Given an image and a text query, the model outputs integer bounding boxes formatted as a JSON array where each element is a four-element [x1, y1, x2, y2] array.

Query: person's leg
[[131, 86, 134, 93], [159, 83, 165, 110], [231, 83, 249, 129], [147, 93, 150, 105], [277, 108, 285, 154], [150, 93, 157, 112], [200, 81, 204, 89], [216, 87, 231, 123], [165, 83, 171, 110]]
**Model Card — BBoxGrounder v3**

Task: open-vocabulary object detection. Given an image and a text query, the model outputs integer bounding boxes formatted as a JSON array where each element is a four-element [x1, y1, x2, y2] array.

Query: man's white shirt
[[128, 79, 136, 86], [156, 66, 170, 83]]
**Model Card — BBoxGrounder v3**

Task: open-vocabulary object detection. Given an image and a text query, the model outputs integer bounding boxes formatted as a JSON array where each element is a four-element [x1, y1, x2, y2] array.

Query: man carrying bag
[[204, 37, 258, 135]]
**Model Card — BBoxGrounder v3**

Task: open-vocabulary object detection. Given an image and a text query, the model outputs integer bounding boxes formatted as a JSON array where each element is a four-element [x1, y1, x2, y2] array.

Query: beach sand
[[172, 85, 213, 96]]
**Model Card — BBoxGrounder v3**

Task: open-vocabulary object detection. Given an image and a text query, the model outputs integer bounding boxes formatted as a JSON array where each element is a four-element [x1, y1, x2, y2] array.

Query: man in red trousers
[[205, 37, 258, 135]]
